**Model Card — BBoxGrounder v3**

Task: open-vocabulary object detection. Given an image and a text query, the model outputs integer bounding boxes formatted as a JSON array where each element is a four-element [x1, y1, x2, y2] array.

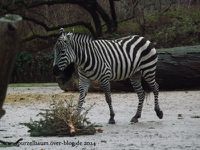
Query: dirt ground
[[0, 86, 200, 150]]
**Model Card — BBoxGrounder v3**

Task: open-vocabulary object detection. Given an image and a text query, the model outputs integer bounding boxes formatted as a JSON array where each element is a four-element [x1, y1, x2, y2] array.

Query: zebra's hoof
[[130, 117, 138, 123], [108, 119, 115, 124], [156, 110, 163, 119]]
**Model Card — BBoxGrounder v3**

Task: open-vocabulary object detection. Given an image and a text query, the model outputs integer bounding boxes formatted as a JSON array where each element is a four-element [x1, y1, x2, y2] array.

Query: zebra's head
[[53, 28, 76, 76]]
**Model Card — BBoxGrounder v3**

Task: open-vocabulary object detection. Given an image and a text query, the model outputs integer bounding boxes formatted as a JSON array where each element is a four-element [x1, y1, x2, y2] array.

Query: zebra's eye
[[61, 50, 65, 54]]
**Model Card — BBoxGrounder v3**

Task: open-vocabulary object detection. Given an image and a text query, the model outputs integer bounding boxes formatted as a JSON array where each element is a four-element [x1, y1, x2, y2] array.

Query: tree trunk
[[108, 0, 118, 31], [56, 45, 200, 91], [0, 14, 22, 119]]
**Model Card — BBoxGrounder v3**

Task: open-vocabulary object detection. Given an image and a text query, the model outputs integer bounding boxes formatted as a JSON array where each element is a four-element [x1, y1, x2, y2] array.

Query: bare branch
[[1, 0, 93, 11], [22, 33, 56, 42], [1, 0, 117, 37], [22, 21, 96, 42]]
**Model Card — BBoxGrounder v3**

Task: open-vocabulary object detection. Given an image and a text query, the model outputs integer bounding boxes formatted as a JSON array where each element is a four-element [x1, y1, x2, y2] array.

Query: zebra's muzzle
[[53, 65, 61, 76], [53, 63, 75, 91], [53, 63, 75, 81]]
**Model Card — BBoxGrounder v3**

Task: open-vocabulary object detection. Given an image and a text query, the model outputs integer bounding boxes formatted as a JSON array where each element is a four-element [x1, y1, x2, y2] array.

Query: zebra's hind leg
[[143, 75, 163, 119], [100, 80, 115, 124], [130, 73, 145, 123]]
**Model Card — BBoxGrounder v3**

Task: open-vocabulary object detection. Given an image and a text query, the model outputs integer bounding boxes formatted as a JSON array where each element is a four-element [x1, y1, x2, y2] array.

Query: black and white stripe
[[53, 28, 163, 123]]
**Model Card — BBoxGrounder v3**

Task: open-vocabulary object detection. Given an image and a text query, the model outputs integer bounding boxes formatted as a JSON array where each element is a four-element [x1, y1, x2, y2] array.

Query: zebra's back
[[90, 35, 157, 81]]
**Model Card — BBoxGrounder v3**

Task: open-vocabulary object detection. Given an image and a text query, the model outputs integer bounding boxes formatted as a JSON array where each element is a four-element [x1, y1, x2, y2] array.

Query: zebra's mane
[[70, 32, 95, 42]]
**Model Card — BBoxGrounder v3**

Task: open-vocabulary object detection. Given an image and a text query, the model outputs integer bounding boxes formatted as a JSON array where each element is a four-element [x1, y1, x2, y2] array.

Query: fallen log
[[157, 45, 200, 90], [56, 45, 200, 91]]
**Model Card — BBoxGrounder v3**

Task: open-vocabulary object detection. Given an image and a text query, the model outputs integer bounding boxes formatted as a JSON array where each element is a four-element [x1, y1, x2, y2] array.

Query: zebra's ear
[[59, 28, 65, 35], [66, 32, 73, 39]]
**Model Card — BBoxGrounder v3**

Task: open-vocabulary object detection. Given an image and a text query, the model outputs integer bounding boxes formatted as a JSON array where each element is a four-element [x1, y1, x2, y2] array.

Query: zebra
[[53, 28, 163, 124]]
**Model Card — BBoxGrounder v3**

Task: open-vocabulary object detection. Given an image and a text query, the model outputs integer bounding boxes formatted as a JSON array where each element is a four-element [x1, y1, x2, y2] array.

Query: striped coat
[[53, 29, 163, 124]]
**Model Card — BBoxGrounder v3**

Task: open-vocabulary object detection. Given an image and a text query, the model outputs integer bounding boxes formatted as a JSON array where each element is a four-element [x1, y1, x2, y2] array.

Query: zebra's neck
[[69, 33, 94, 67]]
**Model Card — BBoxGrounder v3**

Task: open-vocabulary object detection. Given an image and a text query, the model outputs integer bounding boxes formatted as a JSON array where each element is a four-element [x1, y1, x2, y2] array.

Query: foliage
[[142, 7, 200, 48], [117, 20, 141, 35], [102, 6, 200, 48], [23, 98, 99, 136], [12, 51, 54, 83]]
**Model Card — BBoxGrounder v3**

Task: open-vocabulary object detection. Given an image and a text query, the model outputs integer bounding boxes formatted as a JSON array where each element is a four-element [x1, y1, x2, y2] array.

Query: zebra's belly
[[110, 66, 135, 81], [79, 64, 137, 81], [110, 74, 131, 81]]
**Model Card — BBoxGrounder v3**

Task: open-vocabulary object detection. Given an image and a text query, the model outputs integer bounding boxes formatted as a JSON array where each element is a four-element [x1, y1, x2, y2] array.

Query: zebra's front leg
[[130, 74, 145, 123], [100, 80, 115, 124], [76, 76, 90, 114]]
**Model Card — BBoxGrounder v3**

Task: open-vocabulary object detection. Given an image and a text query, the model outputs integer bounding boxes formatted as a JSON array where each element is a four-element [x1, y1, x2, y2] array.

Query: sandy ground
[[0, 86, 200, 150]]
